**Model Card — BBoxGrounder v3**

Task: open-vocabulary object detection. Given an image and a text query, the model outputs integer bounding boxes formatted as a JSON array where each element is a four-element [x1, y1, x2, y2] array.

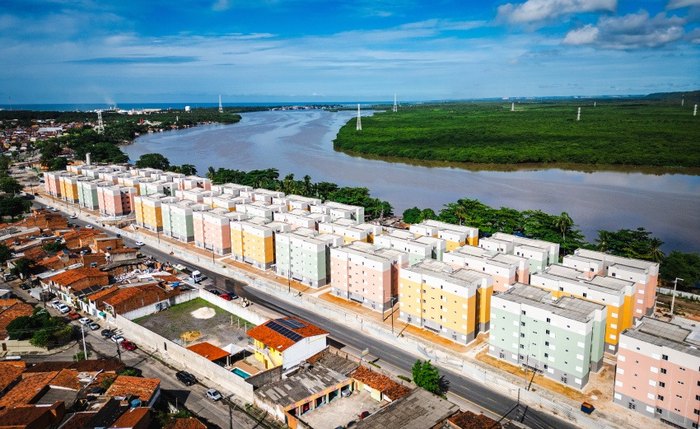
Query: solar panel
[[277, 318, 306, 330], [267, 321, 303, 342]]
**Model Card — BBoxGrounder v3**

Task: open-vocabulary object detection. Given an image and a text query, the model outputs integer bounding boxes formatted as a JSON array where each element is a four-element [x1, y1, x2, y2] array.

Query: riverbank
[[333, 101, 700, 173]]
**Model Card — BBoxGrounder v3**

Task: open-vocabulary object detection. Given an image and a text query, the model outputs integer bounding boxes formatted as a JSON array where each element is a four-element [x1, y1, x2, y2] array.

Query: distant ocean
[[0, 101, 386, 112]]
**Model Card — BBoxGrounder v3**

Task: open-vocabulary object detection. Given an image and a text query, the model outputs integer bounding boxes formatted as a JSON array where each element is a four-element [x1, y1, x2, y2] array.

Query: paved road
[[35, 200, 576, 429]]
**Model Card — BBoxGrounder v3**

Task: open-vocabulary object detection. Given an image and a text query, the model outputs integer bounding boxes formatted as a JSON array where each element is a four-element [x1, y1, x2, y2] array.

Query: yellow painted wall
[[253, 339, 283, 369], [399, 278, 422, 320], [422, 283, 475, 337], [467, 236, 479, 246], [134, 199, 145, 224], [477, 285, 492, 326], [445, 240, 463, 252], [143, 204, 163, 229], [231, 229, 244, 258]]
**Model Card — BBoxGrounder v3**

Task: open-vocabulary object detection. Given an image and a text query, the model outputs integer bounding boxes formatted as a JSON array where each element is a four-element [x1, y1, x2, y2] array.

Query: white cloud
[[563, 24, 600, 45], [563, 11, 686, 49], [497, 0, 617, 24], [212, 0, 230, 12], [667, 0, 700, 9]]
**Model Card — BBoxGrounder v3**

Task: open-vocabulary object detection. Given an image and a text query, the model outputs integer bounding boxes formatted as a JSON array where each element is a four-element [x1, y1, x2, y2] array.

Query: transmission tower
[[95, 110, 105, 134], [218, 95, 223, 113], [392, 93, 398, 113], [356, 104, 362, 131]]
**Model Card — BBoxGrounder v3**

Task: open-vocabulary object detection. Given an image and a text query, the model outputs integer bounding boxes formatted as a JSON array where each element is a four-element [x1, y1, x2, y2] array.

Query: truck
[[190, 270, 203, 284]]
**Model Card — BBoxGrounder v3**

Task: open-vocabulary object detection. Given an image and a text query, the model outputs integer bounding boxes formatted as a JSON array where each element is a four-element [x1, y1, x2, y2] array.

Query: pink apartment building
[[193, 209, 231, 255], [614, 317, 700, 429], [330, 241, 407, 313], [44, 171, 62, 197], [443, 245, 529, 292], [97, 185, 136, 217]]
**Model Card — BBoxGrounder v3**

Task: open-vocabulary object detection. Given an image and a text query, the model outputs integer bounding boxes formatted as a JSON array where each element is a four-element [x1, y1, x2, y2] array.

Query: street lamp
[[670, 277, 684, 317]]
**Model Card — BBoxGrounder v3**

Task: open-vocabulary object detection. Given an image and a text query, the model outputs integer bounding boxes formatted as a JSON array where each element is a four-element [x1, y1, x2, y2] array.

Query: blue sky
[[1, 0, 699, 103]]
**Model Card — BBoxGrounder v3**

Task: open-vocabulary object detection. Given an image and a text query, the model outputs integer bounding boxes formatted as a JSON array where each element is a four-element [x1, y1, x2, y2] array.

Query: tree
[[0, 176, 22, 195], [171, 164, 197, 176], [596, 228, 665, 262], [135, 153, 170, 170], [47, 157, 68, 171], [554, 212, 574, 241], [42, 241, 65, 253], [660, 251, 700, 289], [411, 359, 442, 394], [10, 257, 34, 278], [0, 243, 12, 264], [0, 196, 31, 219], [403, 207, 422, 224]]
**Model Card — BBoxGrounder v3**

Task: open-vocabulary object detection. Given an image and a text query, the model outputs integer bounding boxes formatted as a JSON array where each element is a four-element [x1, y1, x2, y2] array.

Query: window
[[544, 353, 549, 358], [520, 333, 525, 338], [656, 408, 663, 414], [546, 317, 551, 323], [658, 395, 664, 401], [521, 310, 526, 315], [662, 354, 668, 361], [659, 381, 665, 388], [520, 344, 525, 349], [521, 322, 525, 326], [545, 341, 550, 346], [695, 409, 700, 416], [660, 368, 667, 374], [546, 329, 550, 335]]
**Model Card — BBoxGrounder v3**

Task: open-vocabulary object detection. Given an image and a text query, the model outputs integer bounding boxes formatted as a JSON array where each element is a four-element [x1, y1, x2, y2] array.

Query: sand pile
[[191, 307, 216, 319]]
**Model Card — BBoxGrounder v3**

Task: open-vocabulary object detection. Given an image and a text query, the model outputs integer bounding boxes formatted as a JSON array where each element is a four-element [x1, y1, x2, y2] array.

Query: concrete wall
[[198, 289, 267, 326], [112, 314, 255, 403], [121, 289, 199, 321]]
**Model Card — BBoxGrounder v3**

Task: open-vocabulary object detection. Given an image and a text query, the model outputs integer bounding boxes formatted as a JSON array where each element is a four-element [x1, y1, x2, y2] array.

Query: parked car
[[134, 241, 145, 247], [50, 300, 61, 309], [219, 293, 233, 301], [78, 317, 91, 325], [84, 225, 93, 229], [88, 322, 100, 331], [358, 411, 370, 420], [176, 370, 197, 386], [57, 304, 70, 314], [20, 282, 32, 290], [67, 311, 81, 320], [69, 214, 77, 219], [111, 335, 125, 344], [101, 329, 115, 338], [206, 388, 222, 401], [207, 289, 221, 296], [121, 340, 137, 351]]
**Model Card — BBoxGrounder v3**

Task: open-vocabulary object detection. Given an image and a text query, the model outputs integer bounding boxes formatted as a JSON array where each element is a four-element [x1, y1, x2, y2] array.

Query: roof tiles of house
[[447, 411, 501, 429], [86, 285, 120, 303], [0, 362, 25, 393], [49, 369, 81, 390], [48, 267, 108, 289], [0, 402, 64, 428], [0, 371, 58, 408], [110, 407, 151, 428], [0, 299, 21, 311], [107, 247, 139, 255], [186, 342, 230, 362], [164, 417, 207, 429], [102, 283, 177, 315], [247, 317, 328, 352], [351, 366, 411, 401], [105, 375, 160, 403]]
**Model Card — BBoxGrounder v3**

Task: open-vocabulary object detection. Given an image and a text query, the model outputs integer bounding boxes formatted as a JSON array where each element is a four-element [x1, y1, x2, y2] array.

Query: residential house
[[45, 267, 110, 309], [247, 317, 328, 370]]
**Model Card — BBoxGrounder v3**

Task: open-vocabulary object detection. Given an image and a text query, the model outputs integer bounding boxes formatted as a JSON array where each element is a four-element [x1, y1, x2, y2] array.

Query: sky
[[1, 0, 699, 103]]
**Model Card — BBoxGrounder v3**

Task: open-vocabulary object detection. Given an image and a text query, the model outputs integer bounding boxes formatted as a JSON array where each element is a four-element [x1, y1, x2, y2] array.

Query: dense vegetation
[[404, 200, 700, 288], [334, 98, 700, 169], [205, 165, 393, 219], [7, 307, 72, 348], [0, 156, 31, 219]]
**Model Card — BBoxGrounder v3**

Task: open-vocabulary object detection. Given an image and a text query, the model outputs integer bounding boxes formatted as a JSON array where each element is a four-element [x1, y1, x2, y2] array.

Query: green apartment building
[[489, 284, 606, 390], [76, 178, 100, 210], [275, 229, 343, 288]]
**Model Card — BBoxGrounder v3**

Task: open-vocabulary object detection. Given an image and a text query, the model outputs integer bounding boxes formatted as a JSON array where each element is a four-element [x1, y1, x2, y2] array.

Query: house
[[0, 402, 65, 429], [355, 388, 458, 429], [0, 361, 25, 397], [186, 342, 231, 365], [442, 411, 502, 429], [44, 267, 110, 308], [99, 283, 178, 319], [108, 407, 151, 429], [247, 317, 328, 370], [105, 375, 161, 407], [164, 417, 207, 429], [350, 366, 411, 403]]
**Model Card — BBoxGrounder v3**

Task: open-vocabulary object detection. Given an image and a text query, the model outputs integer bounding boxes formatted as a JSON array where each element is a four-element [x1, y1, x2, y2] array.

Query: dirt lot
[[134, 297, 254, 349], [656, 294, 700, 321]]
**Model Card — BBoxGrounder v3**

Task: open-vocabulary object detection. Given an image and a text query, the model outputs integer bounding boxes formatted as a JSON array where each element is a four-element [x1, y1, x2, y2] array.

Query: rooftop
[[164, 417, 207, 429], [622, 317, 700, 358], [355, 388, 458, 429], [247, 317, 328, 352], [256, 360, 349, 408], [447, 410, 501, 429], [0, 361, 25, 393], [105, 375, 160, 403], [350, 366, 411, 401], [186, 342, 230, 362], [496, 284, 605, 323], [48, 267, 108, 289], [110, 407, 151, 428]]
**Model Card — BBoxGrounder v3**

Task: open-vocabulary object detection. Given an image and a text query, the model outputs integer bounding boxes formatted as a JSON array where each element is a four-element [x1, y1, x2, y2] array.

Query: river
[[125, 110, 700, 253]]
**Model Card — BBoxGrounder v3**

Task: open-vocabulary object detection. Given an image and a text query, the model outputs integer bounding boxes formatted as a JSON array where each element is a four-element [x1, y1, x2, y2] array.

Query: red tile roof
[[110, 407, 151, 428], [0, 371, 58, 408], [187, 342, 230, 362], [164, 417, 207, 429], [48, 267, 108, 288], [247, 317, 328, 352], [447, 411, 501, 429], [0, 299, 21, 311], [102, 283, 177, 315], [350, 366, 411, 401], [49, 369, 80, 390], [105, 376, 160, 403], [0, 362, 25, 394]]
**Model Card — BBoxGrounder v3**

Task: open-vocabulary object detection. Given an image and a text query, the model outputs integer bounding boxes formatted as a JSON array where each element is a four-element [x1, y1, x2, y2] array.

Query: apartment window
[[545, 341, 550, 346], [656, 408, 663, 414], [546, 317, 551, 323], [660, 368, 667, 374], [520, 344, 525, 349], [561, 376, 567, 383], [520, 333, 525, 338], [559, 287, 564, 291], [544, 353, 549, 358], [694, 409, 700, 416], [659, 382, 665, 388], [658, 395, 664, 401], [696, 395, 700, 401], [546, 329, 550, 335], [522, 310, 526, 315], [521, 322, 525, 327], [582, 293, 587, 298], [662, 354, 668, 361]]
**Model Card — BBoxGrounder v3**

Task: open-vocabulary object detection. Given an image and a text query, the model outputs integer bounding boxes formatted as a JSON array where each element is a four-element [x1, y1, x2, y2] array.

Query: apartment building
[[399, 260, 492, 344], [76, 178, 99, 210], [531, 264, 635, 354], [375, 229, 446, 264], [211, 183, 252, 196], [161, 200, 205, 242], [320, 201, 365, 223], [443, 245, 529, 292], [330, 242, 407, 313], [210, 194, 239, 211], [409, 219, 479, 250], [176, 175, 211, 191], [489, 284, 606, 390], [43, 171, 62, 197], [479, 232, 559, 274], [275, 229, 342, 288], [231, 220, 277, 269], [273, 210, 317, 230], [563, 249, 659, 320], [318, 220, 369, 244], [193, 209, 232, 255], [96, 185, 136, 217], [614, 318, 700, 429], [133, 195, 166, 232], [58, 174, 79, 203], [236, 203, 277, 221], [282, 194, 322, 211]]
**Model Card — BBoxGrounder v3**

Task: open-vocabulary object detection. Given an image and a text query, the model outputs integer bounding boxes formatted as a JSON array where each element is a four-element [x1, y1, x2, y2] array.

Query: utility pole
[[670, 277, 683, 317], [81, 324, 88, 360]]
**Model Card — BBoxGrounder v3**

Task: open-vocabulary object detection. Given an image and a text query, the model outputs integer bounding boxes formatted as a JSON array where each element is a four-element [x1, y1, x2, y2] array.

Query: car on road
[[121, 340, 137, 351], [56, 304, 70, 314], [67, 311, 81, 320], [176, 370, 197, 386], [84, 225, 93, 229], [206, 388, 222, 401], [78, 317, 91, 325], [111, 335, 125, 344], [358, 411, 370, 420], [101, 329, 115, 338], [88, 322, 100, 331], [134, 241, 145, 247], [219, 293, 233, 301], [69, 214, 77, 219]]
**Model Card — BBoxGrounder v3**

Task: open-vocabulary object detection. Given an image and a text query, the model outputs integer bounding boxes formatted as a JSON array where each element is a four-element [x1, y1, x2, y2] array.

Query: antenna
[[218, 95, 223, 113], [95, 110, 104, 134], [393, 94, 398, 113], [576, 107, 581, 122], [511, 102, 515, 112], [356, 104, 362, 131]]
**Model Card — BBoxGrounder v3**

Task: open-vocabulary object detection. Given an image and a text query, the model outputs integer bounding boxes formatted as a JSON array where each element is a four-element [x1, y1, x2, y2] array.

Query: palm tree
[[554, 212, 574, 241]]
